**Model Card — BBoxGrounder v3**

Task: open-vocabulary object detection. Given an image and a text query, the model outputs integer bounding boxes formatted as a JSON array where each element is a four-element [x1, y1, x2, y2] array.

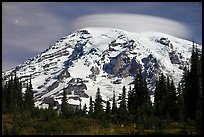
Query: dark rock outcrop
[[160, 37, 170, 45], [169, 51, 182, 64], [67, 78, 89, 98]]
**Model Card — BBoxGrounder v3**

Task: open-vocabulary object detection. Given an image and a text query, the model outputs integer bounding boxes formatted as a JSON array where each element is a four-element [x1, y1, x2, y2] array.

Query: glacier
[[2, 27, 202, 109]]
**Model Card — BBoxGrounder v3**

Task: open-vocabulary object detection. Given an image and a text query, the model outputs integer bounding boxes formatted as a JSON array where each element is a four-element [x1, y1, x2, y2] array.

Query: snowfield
[[3, 27, 202, 109]]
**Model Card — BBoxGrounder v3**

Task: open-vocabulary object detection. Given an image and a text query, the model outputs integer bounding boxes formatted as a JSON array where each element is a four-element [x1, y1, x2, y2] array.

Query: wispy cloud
[[72, 13, 192, 39], [2, 2, 67, 53], [2, 2, 71, 71]]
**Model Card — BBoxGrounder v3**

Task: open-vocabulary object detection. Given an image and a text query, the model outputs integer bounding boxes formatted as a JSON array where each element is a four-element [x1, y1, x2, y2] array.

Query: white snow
[[3, 27, 202, 110]]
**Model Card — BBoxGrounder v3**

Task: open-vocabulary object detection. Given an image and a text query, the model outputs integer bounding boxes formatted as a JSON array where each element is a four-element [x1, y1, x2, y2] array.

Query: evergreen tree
[[183, 42, 200, 121], [82, 103, 87, 116], [133, 71, 152, 123], [2, 81, 8, 114], [43, 103, 58, 122], [111, 89, 117, 115], [79, 101, 82, 111], [13, 73, 23, 112], [94, 88, 104, 118], [117, 86, 129, 122], [177, 82, 185, 123], [105, 100, 111, 116], [128, 85, 134, 114], [2, 73, 24, 114], [7, 74, 14, 113], [179, 42, 202, 132], [154, 73, 167, 120], [180, 66, 190, 120], [195, 45, 202, 132], [165, 76, 170, 118], [3, 75, 15, 114], [166, 76, 171, 93], [88, 96, 94, 117], [168, 79, 178, 120], [75, 101, 83, 116], [61, 88, 68, 118], [118, 86, 128, 116], [24, 76, 34, 112]]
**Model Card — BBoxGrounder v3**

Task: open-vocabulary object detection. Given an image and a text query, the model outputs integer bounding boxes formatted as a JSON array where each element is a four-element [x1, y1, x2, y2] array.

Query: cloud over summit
[[72, 13, 191, 39]]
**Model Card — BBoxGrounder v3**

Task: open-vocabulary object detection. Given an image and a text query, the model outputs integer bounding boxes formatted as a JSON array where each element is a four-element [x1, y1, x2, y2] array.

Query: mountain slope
[[3, 27, 202, 108]]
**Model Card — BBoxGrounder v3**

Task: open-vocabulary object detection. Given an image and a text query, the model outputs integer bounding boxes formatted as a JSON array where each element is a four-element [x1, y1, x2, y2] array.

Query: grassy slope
[[2, 114, 199, 135]]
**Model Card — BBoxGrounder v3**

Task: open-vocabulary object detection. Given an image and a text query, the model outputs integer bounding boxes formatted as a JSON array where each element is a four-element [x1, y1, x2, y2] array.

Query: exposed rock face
[[169, 51, 182, 64], [103, 52, 143, 78], [103, 51, 131, 77], [142, 54, 161, 90], [67, 78, 89, 98], [160, 37, 170, 45], [129, 57, 143, 76], [89, 66, 100, 81]]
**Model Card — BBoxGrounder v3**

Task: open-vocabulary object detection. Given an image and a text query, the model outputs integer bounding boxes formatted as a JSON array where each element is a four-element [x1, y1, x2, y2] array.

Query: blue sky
[[2, 2, 202, 71]]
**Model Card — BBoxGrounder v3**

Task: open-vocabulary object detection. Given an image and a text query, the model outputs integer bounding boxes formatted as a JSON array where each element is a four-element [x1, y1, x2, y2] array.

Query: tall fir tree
[[94, 88, 104, 118], [61, 88, 68, 118], [7, 74, 14, 113], [168, 79, 178, 120], [180, 66, 190, 120], [195, 44, 202, 132], [177, 82, 185, 123], [88, 96, 94, 117], [133, 71, 152, 123], [111, 89, 117, 115], [24, 76, 34, 112], [154, 73, 167, 120], [183, 42, 200, 121], [128, 85, 134, 115], [165, 76, 171, 118], [2, 81, 8, 114], [105, 100, 111, 116], [82, 103, 87, 116], [13, 72, 23, 112], [118, 86, 128, 115]]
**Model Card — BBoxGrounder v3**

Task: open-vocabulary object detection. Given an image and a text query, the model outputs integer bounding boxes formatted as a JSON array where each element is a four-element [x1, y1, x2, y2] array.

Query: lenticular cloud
[[72, 13, 191, 39]]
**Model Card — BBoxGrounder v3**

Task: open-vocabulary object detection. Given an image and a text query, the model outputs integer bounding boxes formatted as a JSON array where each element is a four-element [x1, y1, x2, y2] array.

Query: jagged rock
[[142, 54, 161, 88], [67, 78, 89, 98], [90, 66, 100, 75], [103, 51, 131, 77], [89, 66, 100, 81], [120, 65, 131, 77], [169, 51, 182, 64], [160, 37, 170, 45], [129, 57, 142, 76]]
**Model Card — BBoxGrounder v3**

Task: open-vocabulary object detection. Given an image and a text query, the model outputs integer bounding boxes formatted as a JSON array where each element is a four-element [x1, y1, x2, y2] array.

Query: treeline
[[2, 74, 34, 114], [2, 42, 202, 135]]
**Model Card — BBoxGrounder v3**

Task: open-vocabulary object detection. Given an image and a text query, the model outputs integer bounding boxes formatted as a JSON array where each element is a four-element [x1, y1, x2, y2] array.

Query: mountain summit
[[3, 27, 201, 108]]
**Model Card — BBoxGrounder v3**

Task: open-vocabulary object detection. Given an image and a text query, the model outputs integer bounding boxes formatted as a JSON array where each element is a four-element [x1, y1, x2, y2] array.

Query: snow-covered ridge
[[3, 27, 202, 108]]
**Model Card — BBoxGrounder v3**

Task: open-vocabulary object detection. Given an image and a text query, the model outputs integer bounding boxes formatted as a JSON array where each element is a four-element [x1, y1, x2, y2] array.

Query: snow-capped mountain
[[3, 27, 202, 108]]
